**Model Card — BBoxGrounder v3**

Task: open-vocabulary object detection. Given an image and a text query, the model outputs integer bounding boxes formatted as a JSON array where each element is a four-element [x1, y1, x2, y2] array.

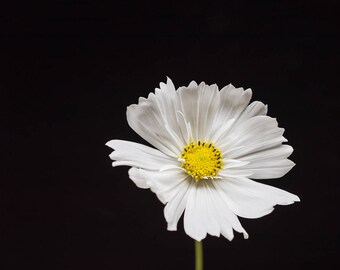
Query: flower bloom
[[106, 78, 300, 241]]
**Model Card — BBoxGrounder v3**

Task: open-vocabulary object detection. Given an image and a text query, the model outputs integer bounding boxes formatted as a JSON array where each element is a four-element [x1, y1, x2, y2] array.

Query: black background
[[2, 1, 339, 269]]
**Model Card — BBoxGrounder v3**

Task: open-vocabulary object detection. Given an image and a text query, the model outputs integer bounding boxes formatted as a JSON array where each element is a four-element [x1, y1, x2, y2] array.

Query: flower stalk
[[195, 240, 203, 270]]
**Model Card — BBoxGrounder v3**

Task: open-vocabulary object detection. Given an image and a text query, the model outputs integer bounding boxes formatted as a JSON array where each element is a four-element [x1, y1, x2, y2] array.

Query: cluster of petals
[[106, 78, 300, 241]]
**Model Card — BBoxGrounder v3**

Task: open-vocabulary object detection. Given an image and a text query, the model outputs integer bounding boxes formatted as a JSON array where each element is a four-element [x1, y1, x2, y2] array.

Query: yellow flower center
[[180, 140, 223, 182]]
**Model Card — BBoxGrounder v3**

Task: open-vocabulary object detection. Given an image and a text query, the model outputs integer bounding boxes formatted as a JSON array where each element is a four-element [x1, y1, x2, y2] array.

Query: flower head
[[106, 78, 299, 241]]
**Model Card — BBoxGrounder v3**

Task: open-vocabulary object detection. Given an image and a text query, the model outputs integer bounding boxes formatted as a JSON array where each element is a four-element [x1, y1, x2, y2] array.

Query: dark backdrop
[[2, 1, 339, 269]]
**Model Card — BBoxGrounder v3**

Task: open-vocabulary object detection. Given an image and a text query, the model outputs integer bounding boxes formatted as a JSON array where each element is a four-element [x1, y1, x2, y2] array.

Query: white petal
[[127, 167, 188, 202], [236, 101, 268, 123], [128, 167, 150, 189], [129, 167, 192, 231], [106, 140, 177, 170], [220, 116, 287, 158], [223, 159, 250, 169], [247, 159, 295, 179], [126, 78, 184, 157], [215, 177, 300, 219], [240, 145, 295, 179], [183, 183, 208, 240], [211, 85, 252, 135], [184, 180, 248, 241], [164, 178, 192, 231], [156, 78, 189, 145], [240, 145, 293, 162], [210, 119, 235, 143], [218, 159, 253, 178], [177, 81, 220, 141]]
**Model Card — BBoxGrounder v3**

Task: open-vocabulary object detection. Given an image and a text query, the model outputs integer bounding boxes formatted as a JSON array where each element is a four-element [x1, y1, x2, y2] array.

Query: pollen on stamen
[[180, 140, 223, 182]]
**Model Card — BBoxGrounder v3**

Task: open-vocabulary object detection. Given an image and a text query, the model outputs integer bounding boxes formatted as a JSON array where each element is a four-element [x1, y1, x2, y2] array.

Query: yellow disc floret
[[180, 140, 223, 182]]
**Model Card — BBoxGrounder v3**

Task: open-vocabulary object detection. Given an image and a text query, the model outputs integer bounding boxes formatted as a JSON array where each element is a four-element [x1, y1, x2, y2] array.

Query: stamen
[[180, 140, 223, 182]]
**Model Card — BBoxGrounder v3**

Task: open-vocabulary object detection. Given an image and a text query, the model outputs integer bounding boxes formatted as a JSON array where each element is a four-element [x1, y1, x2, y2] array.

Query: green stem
[[195, 240, 203, 270]]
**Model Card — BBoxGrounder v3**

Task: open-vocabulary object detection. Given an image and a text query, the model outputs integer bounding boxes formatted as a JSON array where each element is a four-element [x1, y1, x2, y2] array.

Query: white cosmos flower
[[106, 78, 300, 241]]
